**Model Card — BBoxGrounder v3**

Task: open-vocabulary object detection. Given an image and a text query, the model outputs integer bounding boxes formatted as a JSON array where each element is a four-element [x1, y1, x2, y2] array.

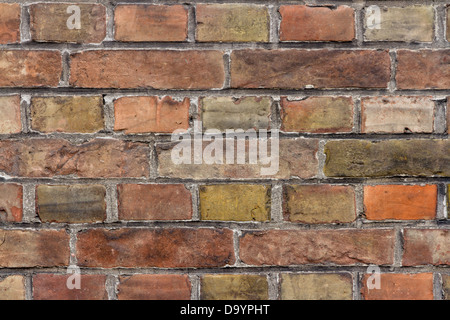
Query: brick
[[281, 273, 353, 300], [281, 97, 353, 133], [0, 229, 69, 267], [33, 274, 107, 300], [199, 184, 271, 221], [31, 96, 104, 133], [114, 96, 190, 134], [196, 4, 269, 42], [280, 5, 355, 42], [30, 3, 106, 43], [365, 6, 434, 42], [77, 228, 234, 268], [118, 275, 191, 300], [364, 185, 437, 221], [0, 275, 25, 300], [361, 96, 435, 133], [403, 229, 449, 266], [0, 51, 62, 88], [115, 5, 188, 42], [117, 184, 192, 221], [443, 275, 450, 300], [231, 50, 390, 89], [361, 273, 434, 300], [0, 139, 149, 178], [283, 185, 356, 224], [70, 50, 224, 89], [201, 275, 268, 300], [324, 139, 450, 177], [36, 185, 106, 223], [239, 229, 395, 266], [0, 184, 23, 222], [0, 96, 21, 134], [0, 3, 20, 44], [199, 96, 272, 131], [396, 50, 450, 90]]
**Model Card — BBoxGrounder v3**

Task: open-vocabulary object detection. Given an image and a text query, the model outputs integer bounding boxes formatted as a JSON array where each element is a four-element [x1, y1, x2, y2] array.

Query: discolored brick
[[0, 275, 25, 300], [201, 275, 268, 300], [0, 3, 21, 44], [118, 275, 191, 300], [443, 275, 450, 300], [0, 184, 23, 222], [402, 229, 449, 266], [0, 96, 21, 134]]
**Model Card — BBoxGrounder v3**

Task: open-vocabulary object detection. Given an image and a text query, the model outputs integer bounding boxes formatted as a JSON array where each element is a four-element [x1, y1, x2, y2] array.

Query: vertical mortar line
[[20, 4, 31, 43], [432, 98, 447, 134], [106, 181, 119, 223], [106, 274, 119, 300], [59, 50, 71, 88], [233, 229, 244, 267], [354, 184, 364, 228], [105, 1, 115, 41], [223, 50, 231, 89], [353, 96, 362, 134], [268, 5, 280, 44], [393, 227, 404, 268], [20, 94, 31, 134], [149, 137, 158, 180], [352, 272, 361, 300], [436, 183, 447, 220], [187, 4, 196, 43], [190, 183, 200, 221], [189, 96, 199, 130], [69, 228, 78, 266], [267, 272, 279, 300], [22, 182, 37, 223], [270, 96, 281, 130], [317, 139, 327, 179], [433, 273, 443, 300], [190, 274, 201, 300], [103, 95, 116, 133], [434, 4, 446, 47], [354, 3, 364, 47], [388, 50, 397, 93], [270, 183, 283, 223], [25, 274, 33, 300]]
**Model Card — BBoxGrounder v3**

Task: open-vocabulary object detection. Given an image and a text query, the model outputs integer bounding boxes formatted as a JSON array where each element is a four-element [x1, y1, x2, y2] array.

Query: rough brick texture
[[0, 4, 21, 44], [201, 275, 269, 300], [0, 96, 21, 134], [0, 184, 23, 222], [118, 275, 191, 300]]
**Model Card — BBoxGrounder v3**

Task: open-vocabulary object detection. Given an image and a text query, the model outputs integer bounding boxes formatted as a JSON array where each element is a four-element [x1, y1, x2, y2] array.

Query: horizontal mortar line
[[7, 0, 447, 4]]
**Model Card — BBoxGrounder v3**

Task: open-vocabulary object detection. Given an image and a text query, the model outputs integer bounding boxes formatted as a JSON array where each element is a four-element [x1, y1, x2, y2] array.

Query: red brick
[[0, 184, 23, 222], [0, 3, 21, 44], [118, 184, 192, 221], [403, 229, 449, 266], [280, 5, 355, 42], [118, 275, 191, 300], [0, 96, 21, 134]]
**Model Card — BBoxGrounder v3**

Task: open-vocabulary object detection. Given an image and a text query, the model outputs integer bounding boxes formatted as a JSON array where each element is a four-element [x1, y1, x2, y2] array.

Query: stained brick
[[0, 3, 21, 44], [0, 275, 25, 300], [118, 275, 191, 300], [443, 275, 450, 300], [0, 184, 23, 222], [201, 275, 268, 300], [0, 96, 21, 134], [403, 229, 450, 266]]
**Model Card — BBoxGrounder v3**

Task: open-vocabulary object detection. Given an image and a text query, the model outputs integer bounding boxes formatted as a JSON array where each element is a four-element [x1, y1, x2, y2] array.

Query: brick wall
[[0, 0, 448, 300]]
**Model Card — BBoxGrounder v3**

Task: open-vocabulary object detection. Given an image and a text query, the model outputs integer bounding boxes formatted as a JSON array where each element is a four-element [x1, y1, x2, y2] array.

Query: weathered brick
[[281, 273, 353, 300], [443, 275, 450, 300], [361, 273, 434, 300], [396, 50, 450, 90], [117, 184, 192, 221], [118, 275, 191, 300], [70, 50, 224, 89], [201, 275, 268, 300], [280, 5, 355, 42], [115, 5, 188, 42], [0, 184, 23, 222], [114, 96, 190, 134], [231, 50, 390, 89], [0, 275, 25, 300], [365, 6, 434, 42], [0, 51, 62, 87], [77, 228, 235, 268], [0, 96, 21, 134], [36, 185, 106, 223], [403, 229, 449, 266], [0, 139, 149, 178], [239, 229, 395, 266], [199, 96, 271, 131], [31, 96, 104, 133], [196, 4, 269, 42], [199, 185, 271, 221], [0, 230, 69, 267], [361, 96, 435, 133], [0, 3, 20, 44], [33, 274, 107, 300], [324, 139, 450, 177], [283, 185, 356, 224], [281, 97, 353, 133], [30, 3, 106, 43], [364, 185, 437, 220]]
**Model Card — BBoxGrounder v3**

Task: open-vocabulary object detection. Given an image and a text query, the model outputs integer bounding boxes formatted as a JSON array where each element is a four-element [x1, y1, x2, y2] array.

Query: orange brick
[[0, 4, 21, 44], [118, 275, 191, 300], [0, 184, 23, 222]]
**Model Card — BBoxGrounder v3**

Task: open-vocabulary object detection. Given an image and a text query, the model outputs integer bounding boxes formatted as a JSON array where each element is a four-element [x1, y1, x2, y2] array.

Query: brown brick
[[364, 185, 437, 221], [281, 273, 353, 300], [70, 50, 224, 89], [0, 3, 20, 44], [118, 184, 192, 221], [361, 273, 434, 300], [0, 139, 149, 178], [36, 185, 106, 223], [0, 96, 21, 134], [361, 96, 434, 133], [403, 229, 449, 266], [33, 274, 107, 300], [0, 184, 23, 222], [280, 5, 355, 42], [199, 185, 271, 221], [77, 228, 235, 268], [0, 51, 62, 87], [231, 50, 390, 89], [443, 275, 450, 300], [239, 229, 395, 266], [118, 275, 191, 300], [30, 3, 106, 43], [0, 275, 25, 300], [115, 5, 187, 42], [396, 50, 450, 89], [281, 97, 353, 133], [114, 96, 190, 134], [284, 185, 356, 224], [31, 96, 104, 133], [0, 229, 69, 267], [196, 4, 269, 42], [201, 275, 268, 300]]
